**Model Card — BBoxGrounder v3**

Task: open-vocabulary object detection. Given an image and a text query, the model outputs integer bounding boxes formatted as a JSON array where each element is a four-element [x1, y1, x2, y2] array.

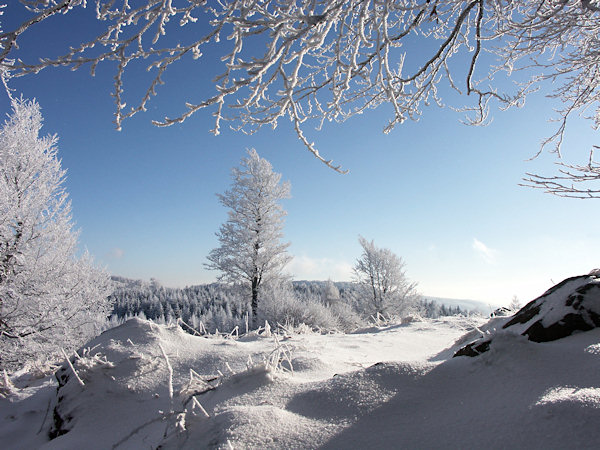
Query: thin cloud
[[286, 255, 353, 281], [472, 238, 497, 264], [107, 247, 125, 260]]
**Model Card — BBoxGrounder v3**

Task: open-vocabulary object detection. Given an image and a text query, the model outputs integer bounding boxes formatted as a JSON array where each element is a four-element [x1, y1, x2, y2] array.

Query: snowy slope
[[2, 315, 600, 449]]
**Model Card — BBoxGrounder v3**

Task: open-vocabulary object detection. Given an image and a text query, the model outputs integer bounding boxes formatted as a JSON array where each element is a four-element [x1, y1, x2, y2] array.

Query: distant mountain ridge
[[424, 296, 503, 315]]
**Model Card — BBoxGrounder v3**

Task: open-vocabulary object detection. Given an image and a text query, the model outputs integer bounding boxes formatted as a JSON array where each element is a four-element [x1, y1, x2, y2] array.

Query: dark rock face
[[454, 274, 600, 357], [453, 340, 491, 358], [49, 366, 73, 439]]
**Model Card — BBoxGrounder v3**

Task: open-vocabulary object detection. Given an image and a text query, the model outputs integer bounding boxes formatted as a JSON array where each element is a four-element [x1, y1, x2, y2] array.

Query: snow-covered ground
[[2, 315, 600, 449]]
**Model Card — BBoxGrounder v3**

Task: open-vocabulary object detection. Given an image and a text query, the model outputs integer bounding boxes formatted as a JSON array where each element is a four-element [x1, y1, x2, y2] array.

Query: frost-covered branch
[[1, 1, 600, 185], [521, 147, 600, 198]]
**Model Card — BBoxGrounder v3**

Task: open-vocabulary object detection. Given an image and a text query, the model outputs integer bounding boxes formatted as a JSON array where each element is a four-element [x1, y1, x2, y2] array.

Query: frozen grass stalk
[[192, 397, 210, 418], [60, 348, 85, 387], [158, 344, 173, 406]]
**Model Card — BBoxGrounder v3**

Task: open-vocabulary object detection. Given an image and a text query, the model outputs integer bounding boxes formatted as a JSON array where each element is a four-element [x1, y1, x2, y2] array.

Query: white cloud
[[472, 238, 497, 264], [107, 247, 125, 260], [286, 255, 353, 281]]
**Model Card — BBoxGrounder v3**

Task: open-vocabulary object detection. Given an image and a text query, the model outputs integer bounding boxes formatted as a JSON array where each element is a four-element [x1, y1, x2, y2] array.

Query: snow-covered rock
[[455, 273, 600, 357], [490, 306, 512, 317]]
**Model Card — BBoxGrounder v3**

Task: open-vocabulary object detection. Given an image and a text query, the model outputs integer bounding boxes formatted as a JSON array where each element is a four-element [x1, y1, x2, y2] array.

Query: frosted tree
[[508, 295, 522, 312], [206, 149, 291, 327], [321, 279, 341, 306], [353, 236, 419, 317], [2, 1, 600, 192], [0, 98, 112, 371]]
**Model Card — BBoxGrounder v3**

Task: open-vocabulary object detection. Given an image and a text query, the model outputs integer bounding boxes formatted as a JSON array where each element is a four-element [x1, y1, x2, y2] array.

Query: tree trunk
[[251, 276, 259, 329]]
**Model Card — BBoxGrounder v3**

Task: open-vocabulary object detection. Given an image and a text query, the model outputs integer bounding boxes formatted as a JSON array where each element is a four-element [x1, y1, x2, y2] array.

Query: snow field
[[3, 315, 600, 449]]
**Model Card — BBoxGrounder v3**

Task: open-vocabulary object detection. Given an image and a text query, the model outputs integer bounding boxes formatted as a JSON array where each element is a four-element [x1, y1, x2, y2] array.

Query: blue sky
[[2, 4, 599, 306]]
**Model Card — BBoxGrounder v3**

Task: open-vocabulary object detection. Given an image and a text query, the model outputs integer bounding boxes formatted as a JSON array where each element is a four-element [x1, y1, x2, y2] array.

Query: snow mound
[[322, 329, 600, 449], [5, 313, 600, 448], [42, 318, 286, 449], [455, 274, 600, 357], [1, 317, 474, 448]]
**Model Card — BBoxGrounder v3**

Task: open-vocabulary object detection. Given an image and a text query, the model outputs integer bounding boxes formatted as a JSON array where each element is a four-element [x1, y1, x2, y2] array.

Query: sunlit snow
[[3, 315, 600, 449]]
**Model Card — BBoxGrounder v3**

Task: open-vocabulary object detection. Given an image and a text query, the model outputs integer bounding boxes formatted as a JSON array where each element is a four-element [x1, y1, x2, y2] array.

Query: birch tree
[[0, 98, 112, 371], [1, 1, 600, 192], [353, 236, 419, 317], [206, 149, 291, 327]]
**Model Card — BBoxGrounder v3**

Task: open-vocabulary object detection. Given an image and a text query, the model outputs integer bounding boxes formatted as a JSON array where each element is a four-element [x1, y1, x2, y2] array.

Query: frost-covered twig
[[158, 344, 173, 406], [177, 317, 204, 336], [227, 326, 239, 339], [521, 149, 600, 199], [0, 369, 14, 398], [180, 368, 215, 399], [263, 320, 272, 338], [158, 343, 176, 439], [60, 348, 85, 387], [266, 334, 294, 374], [191, 397, 210, 418]]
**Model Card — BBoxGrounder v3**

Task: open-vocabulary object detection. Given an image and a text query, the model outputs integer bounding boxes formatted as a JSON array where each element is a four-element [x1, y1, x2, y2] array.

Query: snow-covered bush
[[0, 98, 112, 371], [258, 282, 340, 332], [329, 301, 363, 332], [320, 279, 340, 306]]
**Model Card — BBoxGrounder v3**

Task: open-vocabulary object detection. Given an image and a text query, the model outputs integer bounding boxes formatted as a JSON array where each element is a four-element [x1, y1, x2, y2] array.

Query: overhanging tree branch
[[1, 1, 599, 192]]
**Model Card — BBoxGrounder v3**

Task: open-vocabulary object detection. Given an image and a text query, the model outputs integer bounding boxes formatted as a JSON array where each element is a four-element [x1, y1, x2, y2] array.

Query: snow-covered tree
[[321, 279, 341, 306], [353, 236, 419, 317], [0, 98, 112, 371], [508, 295, 522, 312], [206, 149, 291, 327], [2, 1, 600, 191]]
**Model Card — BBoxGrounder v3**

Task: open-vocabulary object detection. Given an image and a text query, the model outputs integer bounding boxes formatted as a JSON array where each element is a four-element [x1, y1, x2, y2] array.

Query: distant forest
[[109, 277, 473, 333]]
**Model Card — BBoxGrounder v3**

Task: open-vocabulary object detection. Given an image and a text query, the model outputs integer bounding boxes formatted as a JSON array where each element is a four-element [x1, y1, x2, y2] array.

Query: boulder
[[454, 273, 600, 357]]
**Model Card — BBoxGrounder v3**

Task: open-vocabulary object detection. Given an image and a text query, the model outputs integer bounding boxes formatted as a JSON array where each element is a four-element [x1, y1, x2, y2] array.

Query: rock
[[453, 340, 491, 358], [454, 273, 600, 357], [490, 306, 512, 318]]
